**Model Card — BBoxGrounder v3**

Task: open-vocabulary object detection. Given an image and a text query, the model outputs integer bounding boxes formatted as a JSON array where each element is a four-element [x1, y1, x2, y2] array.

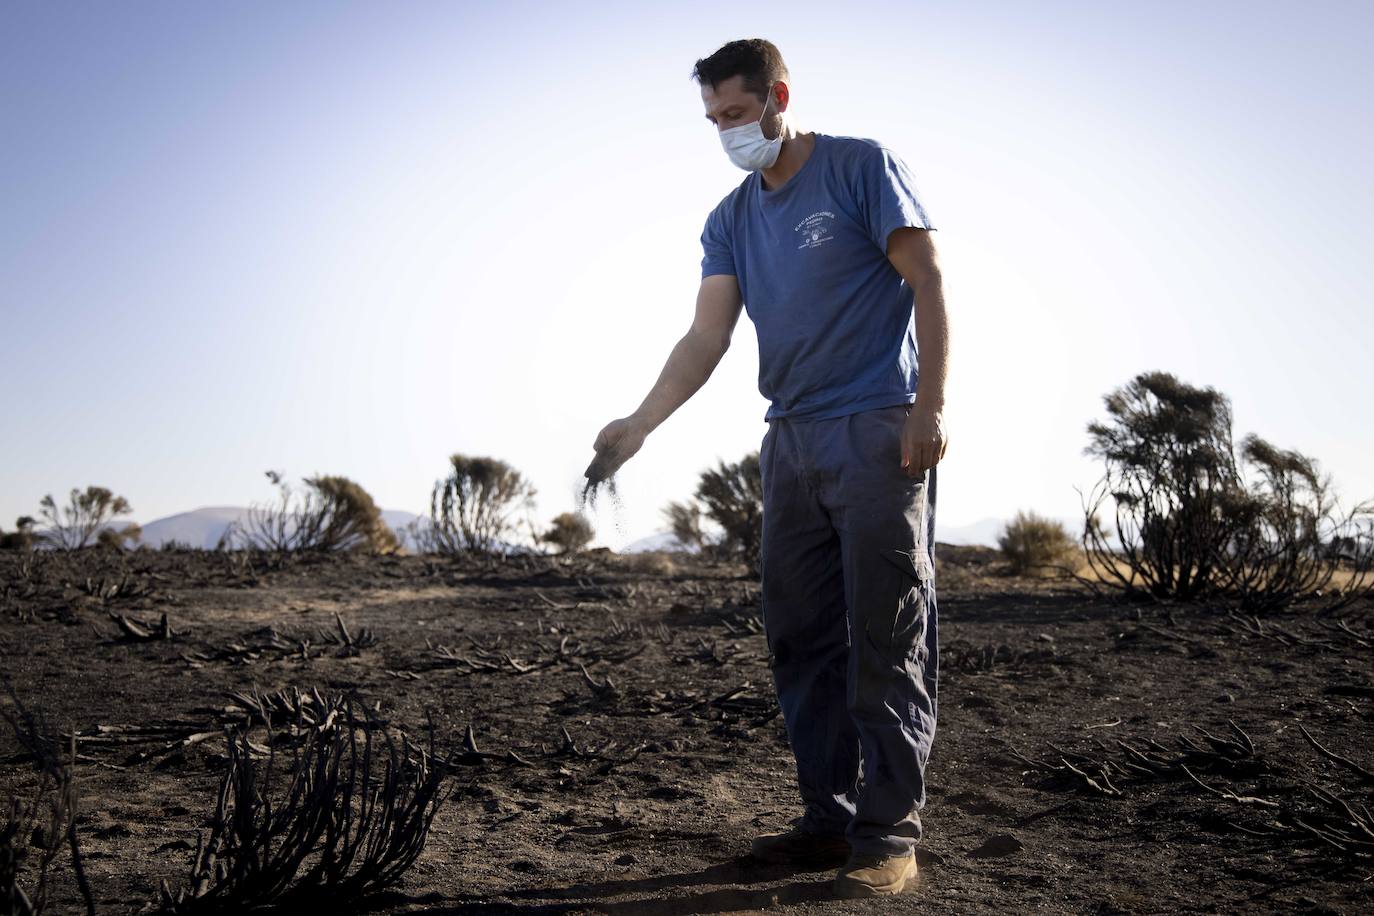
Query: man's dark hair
[[691, 39, 790, 103]]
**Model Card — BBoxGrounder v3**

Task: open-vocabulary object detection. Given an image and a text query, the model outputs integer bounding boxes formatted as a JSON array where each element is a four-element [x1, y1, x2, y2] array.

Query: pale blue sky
[[4, 1, 1372, 548]]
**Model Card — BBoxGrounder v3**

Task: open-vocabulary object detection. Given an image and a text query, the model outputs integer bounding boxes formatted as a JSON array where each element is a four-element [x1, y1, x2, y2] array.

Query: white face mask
[[718, 84, 783, 172]]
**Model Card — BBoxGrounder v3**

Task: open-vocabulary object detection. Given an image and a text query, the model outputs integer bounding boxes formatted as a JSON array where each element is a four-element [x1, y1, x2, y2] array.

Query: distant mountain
[[621, 530, 697, 553], [380, 509, 424, 549], [136, 506, 246, 548], [29, 506, 430, 550]]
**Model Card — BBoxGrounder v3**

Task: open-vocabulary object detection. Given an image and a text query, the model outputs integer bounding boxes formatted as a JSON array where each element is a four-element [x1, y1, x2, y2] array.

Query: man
[[583, 37, 948, 899]]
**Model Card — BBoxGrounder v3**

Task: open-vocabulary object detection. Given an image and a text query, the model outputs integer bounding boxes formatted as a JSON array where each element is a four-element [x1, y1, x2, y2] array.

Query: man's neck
[[760, 129, 816, 192]]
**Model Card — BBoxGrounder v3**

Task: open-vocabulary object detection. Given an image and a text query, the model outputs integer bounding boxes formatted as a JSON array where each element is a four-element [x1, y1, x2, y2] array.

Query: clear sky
[[4, 1, 1372, 549]]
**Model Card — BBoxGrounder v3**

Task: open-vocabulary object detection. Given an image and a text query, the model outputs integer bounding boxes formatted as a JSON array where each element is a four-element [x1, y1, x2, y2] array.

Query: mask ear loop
[[758, 82, 776, 132]]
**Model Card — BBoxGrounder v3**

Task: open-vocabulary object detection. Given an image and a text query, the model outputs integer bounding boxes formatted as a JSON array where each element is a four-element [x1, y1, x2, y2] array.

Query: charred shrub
[[998, 509, 1075, 577], [0, 518, 38, 552], [96, 521, 142, 550], [1080, 371, 1374, 610], [1080, 372, 1245, 601], [1, 681, 94, 916], [1213, 434, 1373, 612], [36, 486, 134, 551], [663, 452, 762, 574], [661, 500, 709, 553], [540, 511, 595, 554], [423, 454, 537, 555], [224, 471, 399, 554], [159, 689, 449, 913], [697, 452, 763, 573]]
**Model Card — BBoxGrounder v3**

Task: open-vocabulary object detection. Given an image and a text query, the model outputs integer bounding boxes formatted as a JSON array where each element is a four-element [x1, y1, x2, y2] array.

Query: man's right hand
[[584, 416, 650, 484]]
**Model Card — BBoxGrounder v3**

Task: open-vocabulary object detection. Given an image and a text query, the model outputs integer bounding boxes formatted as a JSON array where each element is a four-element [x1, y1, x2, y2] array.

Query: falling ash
[[575, 474, 628, 544]]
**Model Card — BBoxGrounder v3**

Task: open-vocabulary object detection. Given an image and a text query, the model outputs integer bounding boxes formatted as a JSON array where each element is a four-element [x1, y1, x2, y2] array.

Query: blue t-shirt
[[700, 132, 936, 422]]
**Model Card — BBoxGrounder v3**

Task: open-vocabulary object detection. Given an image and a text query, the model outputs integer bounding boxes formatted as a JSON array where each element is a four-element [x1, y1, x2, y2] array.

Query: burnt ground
[[1, 545, 1372, 915]]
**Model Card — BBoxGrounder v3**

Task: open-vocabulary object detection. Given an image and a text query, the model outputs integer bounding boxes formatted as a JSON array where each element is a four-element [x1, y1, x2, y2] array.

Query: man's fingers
[[586, 444, 629, 483], [910, 444, 931, 477], [900, 416, 947, 475]]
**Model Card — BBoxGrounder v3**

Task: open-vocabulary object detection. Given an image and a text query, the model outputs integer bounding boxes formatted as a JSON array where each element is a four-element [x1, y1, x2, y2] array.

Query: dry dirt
[[2, 545, 1372, 915]]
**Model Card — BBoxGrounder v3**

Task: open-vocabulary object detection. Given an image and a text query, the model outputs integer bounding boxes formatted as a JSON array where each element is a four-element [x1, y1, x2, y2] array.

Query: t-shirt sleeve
[[859, 145, 935, 252], [700, 204, 736, 278]]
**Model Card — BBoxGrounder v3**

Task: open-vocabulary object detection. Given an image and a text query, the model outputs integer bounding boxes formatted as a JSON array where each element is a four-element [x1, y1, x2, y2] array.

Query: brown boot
[[749, 823, 851, 868], [833, 850, 918, 897]]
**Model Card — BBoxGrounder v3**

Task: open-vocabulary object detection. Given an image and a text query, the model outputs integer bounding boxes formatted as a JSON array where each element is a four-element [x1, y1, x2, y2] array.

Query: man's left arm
[[887, 227, 949, 476]]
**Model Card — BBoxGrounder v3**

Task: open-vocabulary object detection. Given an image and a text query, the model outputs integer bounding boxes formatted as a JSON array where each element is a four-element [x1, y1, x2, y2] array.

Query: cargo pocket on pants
[[873, 547, 934, 661]]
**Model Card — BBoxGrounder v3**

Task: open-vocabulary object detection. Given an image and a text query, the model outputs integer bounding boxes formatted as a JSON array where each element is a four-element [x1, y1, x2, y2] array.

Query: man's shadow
[[380, 855, 848, 914]]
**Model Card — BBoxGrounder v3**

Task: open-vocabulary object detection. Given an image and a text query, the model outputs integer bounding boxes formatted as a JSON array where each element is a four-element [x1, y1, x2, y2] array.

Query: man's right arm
[[584, 274, 743, 483], [628, 273, 743, 433]]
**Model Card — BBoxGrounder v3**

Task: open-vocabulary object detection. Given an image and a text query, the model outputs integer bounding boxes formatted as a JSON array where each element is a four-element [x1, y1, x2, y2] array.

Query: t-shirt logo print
[[794, 211, 835, 250]]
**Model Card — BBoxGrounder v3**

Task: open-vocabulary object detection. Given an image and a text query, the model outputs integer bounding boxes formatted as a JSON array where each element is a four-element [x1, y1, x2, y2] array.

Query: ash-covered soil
[[2, 545, 1372, 914]]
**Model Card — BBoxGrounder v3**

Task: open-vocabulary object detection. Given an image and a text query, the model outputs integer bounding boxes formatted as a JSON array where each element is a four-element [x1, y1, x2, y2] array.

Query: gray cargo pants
[[758, 402, 938, 858]]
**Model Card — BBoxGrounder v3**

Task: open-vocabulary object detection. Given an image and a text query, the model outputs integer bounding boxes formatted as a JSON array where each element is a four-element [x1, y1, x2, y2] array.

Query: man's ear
[[773, 81, 790, 112]]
